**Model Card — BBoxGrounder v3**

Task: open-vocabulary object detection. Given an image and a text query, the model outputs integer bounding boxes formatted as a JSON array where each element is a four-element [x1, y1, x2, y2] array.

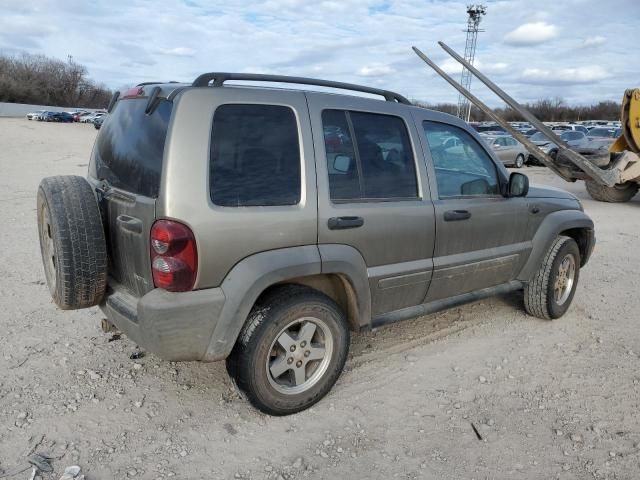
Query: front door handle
[[328, 216, 364, 230], [443, 210, 471, 221]]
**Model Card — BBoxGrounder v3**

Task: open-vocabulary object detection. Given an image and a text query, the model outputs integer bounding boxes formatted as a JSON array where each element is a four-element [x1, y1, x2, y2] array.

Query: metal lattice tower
[[457, 4, 486, 122]]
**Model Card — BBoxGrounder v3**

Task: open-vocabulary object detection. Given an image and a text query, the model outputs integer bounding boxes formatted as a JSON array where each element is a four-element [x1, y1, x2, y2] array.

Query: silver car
[[483, 134, 527, 168]]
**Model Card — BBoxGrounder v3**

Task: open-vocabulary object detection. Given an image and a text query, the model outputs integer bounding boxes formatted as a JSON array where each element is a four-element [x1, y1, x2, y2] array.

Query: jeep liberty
[[37, 73, 595, 415]]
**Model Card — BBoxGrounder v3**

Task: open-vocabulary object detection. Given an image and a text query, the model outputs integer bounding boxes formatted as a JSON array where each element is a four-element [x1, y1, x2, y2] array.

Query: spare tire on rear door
[[37, 175, 108, 309]]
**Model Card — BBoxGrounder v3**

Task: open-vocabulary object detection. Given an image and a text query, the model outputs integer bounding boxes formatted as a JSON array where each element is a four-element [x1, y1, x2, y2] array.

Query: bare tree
[[0, 52, 112, 108], [413, 97, 621, 122]]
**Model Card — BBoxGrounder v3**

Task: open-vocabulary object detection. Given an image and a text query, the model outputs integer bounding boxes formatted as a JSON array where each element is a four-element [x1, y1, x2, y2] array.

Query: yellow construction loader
[[413, 42, 640, 203]]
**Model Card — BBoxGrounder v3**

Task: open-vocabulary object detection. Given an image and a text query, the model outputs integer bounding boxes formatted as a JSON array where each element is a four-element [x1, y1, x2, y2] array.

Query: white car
[[26, 110, 46, 121], [81, 112, 106, 123], [550, 124, 589, 134]]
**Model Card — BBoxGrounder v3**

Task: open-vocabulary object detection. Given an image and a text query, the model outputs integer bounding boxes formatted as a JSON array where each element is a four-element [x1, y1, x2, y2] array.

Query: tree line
[[415, 97, 622, 123], [0, 53, 112, 108], [0, 51, 622, 120]]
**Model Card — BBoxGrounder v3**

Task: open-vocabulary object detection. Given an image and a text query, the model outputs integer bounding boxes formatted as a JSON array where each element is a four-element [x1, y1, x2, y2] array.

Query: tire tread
[[226, 285, 349, 415], [585, 180, 638, 203], [524, 236, 574, 320], [38, 175, 107, 309]]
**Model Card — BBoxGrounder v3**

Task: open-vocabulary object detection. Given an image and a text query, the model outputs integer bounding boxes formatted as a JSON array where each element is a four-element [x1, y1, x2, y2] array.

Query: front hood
[[533, 140, 554, 147], [527, 184, 577, 201]]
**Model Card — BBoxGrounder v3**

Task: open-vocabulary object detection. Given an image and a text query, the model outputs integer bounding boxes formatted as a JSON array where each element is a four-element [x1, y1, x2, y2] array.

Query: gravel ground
[[1, 118, 639, 479]]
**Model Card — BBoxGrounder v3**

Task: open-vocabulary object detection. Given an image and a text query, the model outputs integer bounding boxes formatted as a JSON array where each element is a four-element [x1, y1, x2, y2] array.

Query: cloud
[[0, 0, 634, 106], [158, 47, 195, 57], [439, 58, 508, 76], [521, 66, 612, 85], [358, 64, 395, 77], [582, 35, 606, 47], [504, 22, 559, 46]]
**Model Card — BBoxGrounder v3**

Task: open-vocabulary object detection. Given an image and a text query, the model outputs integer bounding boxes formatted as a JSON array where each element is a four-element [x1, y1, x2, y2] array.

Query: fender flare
[[202, 244, 371, 361], [517, 209, 594, 282]]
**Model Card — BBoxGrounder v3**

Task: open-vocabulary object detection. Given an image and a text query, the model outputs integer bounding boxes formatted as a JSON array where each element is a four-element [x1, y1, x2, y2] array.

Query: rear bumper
[[101, 281, 225, 361]]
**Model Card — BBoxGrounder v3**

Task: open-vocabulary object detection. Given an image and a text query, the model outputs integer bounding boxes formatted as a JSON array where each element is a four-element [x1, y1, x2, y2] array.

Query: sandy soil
[[1, 117, 639, 479]]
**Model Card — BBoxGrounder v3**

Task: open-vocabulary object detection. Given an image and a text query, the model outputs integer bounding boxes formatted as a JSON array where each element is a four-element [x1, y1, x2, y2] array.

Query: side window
[[210, 104, 301, 207], [321, 110, 418, 201], [508, 137, 518, 146], [422, 121, 500, 198]]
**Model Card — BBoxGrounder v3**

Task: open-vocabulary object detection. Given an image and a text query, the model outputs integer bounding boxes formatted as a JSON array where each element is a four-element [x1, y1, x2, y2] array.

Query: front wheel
[[514, 154, 525, 168], [524, 236, 580, 319], [226, 285, 350, 415]]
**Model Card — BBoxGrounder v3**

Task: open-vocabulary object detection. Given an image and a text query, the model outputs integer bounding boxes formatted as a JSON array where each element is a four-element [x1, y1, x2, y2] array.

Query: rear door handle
[[443, 210, 471, 221], [328, 216, 364, 230]]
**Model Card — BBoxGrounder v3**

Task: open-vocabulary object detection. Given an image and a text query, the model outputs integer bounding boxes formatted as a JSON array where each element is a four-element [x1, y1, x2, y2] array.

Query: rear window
[[209, 104, 301, 207], [90, 98, 172, 198]]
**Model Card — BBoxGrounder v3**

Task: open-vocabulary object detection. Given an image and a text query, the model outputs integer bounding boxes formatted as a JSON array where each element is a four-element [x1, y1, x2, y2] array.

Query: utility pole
[[457, 4, 486, 122]]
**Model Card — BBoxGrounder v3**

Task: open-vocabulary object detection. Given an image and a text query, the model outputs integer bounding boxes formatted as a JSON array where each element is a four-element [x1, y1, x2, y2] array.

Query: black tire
[[549, 150, 558, 161], [514, 154, 525, 168], [37, 176, 107, 310], [226, 285, 350, 416], [524, 236, 580, 320], [585, 179, 638, 203]]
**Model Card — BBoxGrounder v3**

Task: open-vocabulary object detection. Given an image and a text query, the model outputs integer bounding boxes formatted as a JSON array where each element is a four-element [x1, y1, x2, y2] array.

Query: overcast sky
[[0, 0, 636, 106]]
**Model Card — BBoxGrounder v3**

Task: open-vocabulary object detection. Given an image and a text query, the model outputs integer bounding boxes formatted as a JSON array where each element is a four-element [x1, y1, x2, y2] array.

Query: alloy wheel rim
[[553, 253, 575, 305], [266, 317, 334, 395]]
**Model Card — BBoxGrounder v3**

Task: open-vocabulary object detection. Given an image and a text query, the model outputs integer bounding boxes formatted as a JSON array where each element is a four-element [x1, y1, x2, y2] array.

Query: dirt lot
[[1, 118, 639, 479]]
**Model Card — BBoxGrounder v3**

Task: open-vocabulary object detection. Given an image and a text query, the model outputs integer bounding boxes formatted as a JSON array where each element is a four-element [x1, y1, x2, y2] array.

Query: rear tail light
[[150, 220, 197, 292]]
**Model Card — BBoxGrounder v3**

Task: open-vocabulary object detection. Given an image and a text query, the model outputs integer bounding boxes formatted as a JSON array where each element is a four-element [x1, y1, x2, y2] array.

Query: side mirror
[[333, 155, 352, 173], [507, 172, 529, 197]]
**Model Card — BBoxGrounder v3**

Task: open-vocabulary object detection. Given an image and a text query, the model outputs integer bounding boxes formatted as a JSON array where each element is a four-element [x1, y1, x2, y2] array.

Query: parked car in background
[[71, 111, 89, 122], [81, 112, 106, 123], [550, 124, 589, 134], [481, 134, 527, 168], [93, 115, 105, 129], [26, 110, 46, 120], [472, 123, 507, 134], [76, 112, 94, 122], [523, 128, 538, 137], [41, 112, 58, 122], [52, 112, 75, 123], [528, 131, 590, 165], [586, 127, 621, 149], [587, 127, 620, 140]]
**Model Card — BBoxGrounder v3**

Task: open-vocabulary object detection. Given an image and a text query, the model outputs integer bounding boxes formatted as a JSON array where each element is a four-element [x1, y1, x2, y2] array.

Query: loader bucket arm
[[413, 43, 619, 187], [411, 46, 573, 181]]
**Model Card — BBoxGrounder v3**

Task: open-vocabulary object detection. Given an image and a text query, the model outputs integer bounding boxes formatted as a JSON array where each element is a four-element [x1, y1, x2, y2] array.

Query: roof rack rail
[[191, 72, 411, 105], [136, 81, 181, 86]]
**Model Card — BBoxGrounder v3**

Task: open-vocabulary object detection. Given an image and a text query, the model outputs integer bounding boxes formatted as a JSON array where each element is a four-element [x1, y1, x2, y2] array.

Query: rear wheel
[[37, 176, 107, 309], [514, 154, 525, 168], [524, 236, 580, 320], [585, 179, 638, 203], [226, 285, 349, 415]]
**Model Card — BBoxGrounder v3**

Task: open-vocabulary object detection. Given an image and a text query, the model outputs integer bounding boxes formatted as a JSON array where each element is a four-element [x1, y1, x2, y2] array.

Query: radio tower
[[457, 4, 486, 122]]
